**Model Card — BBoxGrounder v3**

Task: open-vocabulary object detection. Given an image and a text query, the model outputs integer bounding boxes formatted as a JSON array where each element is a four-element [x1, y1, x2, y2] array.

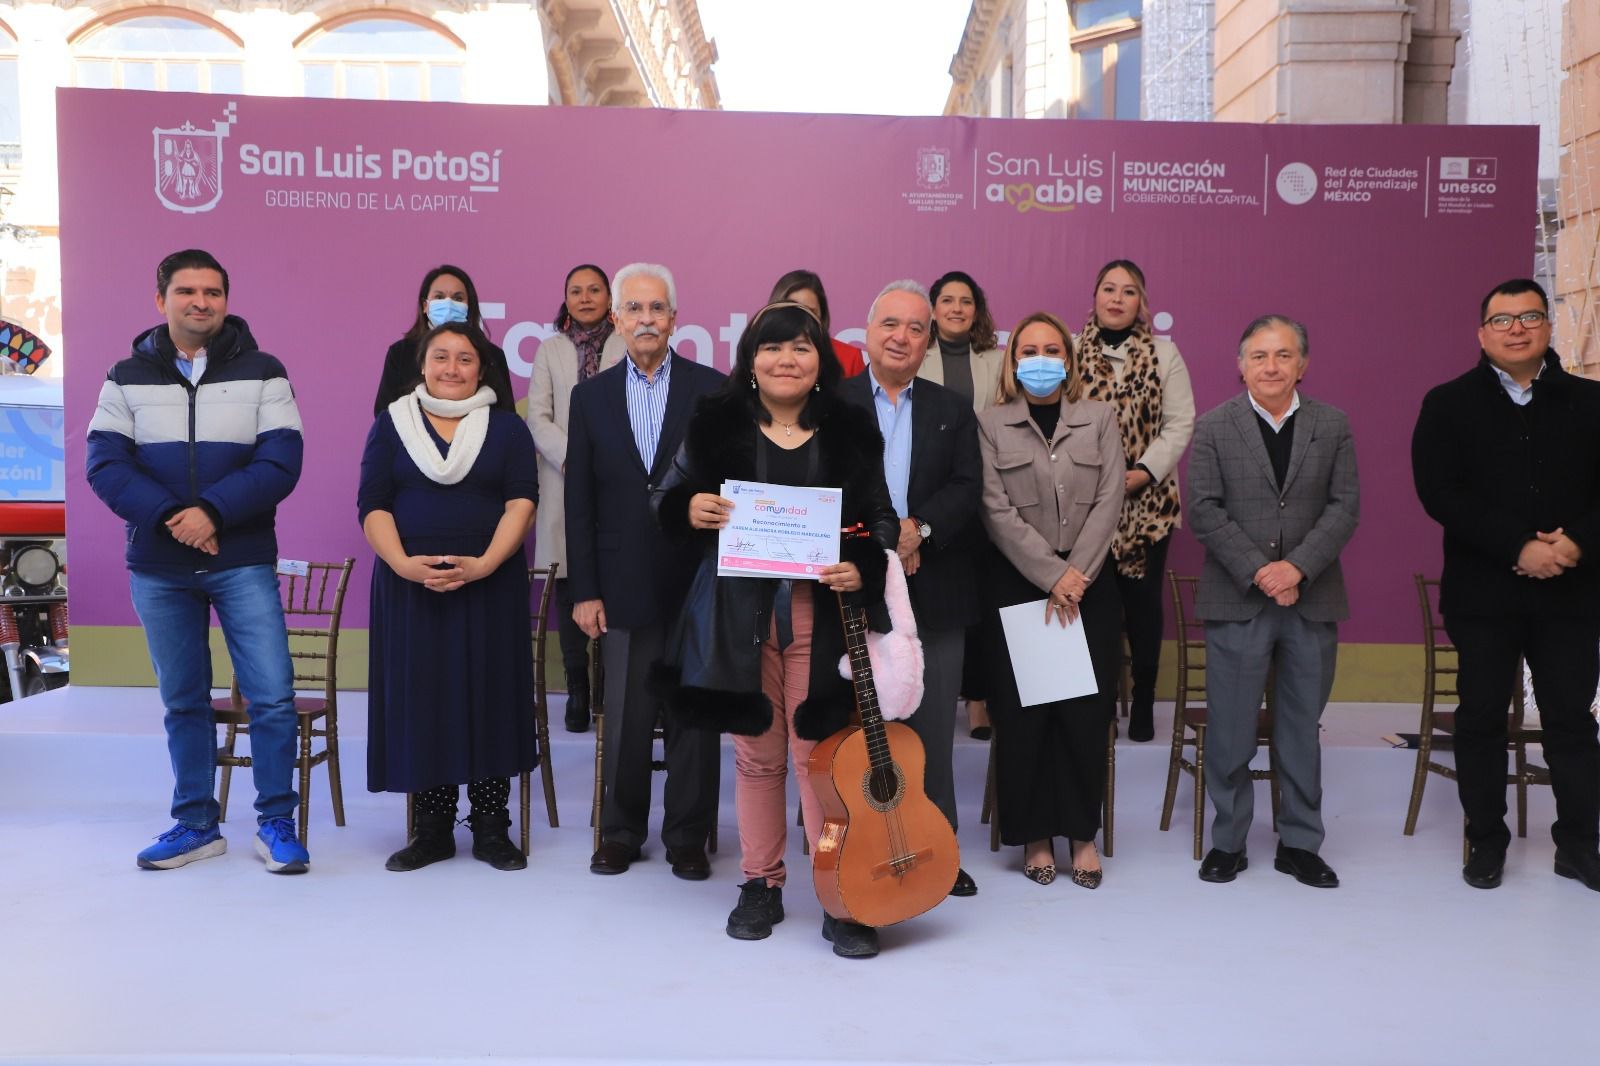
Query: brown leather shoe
[[665, 845, 710, 881], [589, 840, 641, 875]]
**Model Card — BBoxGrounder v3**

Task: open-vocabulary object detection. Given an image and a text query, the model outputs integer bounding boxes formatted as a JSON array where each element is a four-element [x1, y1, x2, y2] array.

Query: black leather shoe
[[1198, 848, 1247, 883], [950, 868, 977, 897], [726, 878, 785, 940], [563, 689, 591, 733], [1275, 845, 1339, 888], [821, 914, 879, 958], [1553, 847, 1600, 892], [589, 840, 641, 875], [1462, 845, 1506, 889], [665, 845, 711, 881]]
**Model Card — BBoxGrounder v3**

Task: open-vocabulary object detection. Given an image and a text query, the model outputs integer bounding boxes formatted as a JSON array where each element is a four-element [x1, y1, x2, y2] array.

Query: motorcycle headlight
[[12, 544, 60, 591]]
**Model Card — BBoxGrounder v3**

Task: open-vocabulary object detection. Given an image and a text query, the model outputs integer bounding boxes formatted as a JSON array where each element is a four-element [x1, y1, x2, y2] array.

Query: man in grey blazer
[[1187, 315, 1360, 887]]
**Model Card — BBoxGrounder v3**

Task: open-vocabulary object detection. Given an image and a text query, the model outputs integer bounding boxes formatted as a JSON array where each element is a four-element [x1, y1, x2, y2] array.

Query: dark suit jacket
[[564, 351, 725, 629], [1412, 349, 1600, 619], [1188, 393, 1360, 623], [840, 372, 982, 630]]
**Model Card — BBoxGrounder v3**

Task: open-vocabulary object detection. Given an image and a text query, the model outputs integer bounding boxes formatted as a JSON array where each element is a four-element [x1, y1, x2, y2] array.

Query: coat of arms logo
[[915, 146, 951, 190], [153, 102, 238, 214]]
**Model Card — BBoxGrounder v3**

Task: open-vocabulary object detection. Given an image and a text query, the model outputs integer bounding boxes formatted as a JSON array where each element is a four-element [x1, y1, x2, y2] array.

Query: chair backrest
[[1415, 572, 1525, 724], [1413, 574, 1458, 706], [529, 563, 559, 697], [1166, 571, 1205, 715], [277, 558, 356, 700]]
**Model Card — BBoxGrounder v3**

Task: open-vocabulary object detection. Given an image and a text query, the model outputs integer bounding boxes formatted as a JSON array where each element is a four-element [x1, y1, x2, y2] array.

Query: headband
[[751, 299, 822, 328]]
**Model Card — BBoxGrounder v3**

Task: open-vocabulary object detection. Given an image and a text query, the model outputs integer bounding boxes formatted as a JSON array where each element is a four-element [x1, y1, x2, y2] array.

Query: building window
[[1070, 1, 1141, 120], [73, 15, 244, 94], [299, 17, 464, 102], [0, 24, 18, 169]]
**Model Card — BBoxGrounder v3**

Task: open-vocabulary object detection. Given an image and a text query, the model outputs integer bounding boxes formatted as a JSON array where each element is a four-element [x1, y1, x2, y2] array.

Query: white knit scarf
[[387, 384, 497, 485]]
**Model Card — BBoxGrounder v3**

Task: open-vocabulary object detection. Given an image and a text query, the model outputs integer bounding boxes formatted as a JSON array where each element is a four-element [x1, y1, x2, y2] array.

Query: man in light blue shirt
[[843, 280, 983, 898]]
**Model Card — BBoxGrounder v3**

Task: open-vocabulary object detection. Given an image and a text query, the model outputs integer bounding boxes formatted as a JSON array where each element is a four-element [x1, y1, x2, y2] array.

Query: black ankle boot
[[468, 808, 526, 871], [1128, 691, 1155, 742], [386, 811, 456, 872], [564, 686, 591, 733]]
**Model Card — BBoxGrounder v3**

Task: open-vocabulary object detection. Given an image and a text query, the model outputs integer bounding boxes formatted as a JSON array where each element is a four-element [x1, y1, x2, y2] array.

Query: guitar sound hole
[[861, 764, 905, 811]]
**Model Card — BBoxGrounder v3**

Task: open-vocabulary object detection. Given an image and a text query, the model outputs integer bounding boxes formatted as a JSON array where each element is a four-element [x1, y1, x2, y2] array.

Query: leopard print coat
[[1077, 317, 1182, 579]]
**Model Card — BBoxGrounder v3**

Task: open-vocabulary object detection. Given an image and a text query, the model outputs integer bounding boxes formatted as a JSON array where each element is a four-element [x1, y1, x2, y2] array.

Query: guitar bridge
[[870, 847, 934, 880]]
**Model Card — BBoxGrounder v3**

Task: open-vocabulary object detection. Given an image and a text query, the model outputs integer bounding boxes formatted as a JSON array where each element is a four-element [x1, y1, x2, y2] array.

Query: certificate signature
[[716, 480, 843, 580]]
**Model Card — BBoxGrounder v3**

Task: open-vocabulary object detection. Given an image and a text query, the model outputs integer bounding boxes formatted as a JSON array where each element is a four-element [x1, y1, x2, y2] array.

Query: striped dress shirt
[[624, 351, 673, 471]]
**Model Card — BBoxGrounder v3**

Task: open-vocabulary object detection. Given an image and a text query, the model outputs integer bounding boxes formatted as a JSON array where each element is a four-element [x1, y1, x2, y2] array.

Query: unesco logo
[[1275, 162, 1318, 206]]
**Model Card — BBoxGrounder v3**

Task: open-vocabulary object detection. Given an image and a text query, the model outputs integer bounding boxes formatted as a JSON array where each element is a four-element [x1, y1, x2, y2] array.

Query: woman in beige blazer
[[977, 311, 1124, 889], [526, 264, 625, 732], [918, 270, 1007, 739]]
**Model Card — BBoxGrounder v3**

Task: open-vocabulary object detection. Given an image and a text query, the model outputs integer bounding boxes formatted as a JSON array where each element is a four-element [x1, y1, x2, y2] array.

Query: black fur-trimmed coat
[[650, 389, 900, 740]]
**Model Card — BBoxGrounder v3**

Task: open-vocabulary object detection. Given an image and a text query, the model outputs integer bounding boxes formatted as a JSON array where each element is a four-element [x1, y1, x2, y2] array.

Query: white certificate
[[716, 480, 843, 580], [998, 599, 1099, 707]]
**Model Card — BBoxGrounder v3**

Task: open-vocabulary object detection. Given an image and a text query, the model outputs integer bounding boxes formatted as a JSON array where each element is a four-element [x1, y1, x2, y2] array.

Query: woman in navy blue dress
[[359, 321, 538, 872]]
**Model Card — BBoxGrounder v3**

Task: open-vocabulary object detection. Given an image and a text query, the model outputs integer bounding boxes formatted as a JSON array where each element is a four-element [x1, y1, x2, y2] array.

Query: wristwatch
[[915, 517, 932, 541]]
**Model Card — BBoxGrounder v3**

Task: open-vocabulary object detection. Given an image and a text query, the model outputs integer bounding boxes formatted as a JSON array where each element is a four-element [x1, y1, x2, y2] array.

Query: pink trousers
[[735, 584, 826, 886]]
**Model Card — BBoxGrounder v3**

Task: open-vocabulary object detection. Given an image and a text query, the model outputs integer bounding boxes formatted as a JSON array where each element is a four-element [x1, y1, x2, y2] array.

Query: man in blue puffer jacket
[[86, 248, 309, 874]]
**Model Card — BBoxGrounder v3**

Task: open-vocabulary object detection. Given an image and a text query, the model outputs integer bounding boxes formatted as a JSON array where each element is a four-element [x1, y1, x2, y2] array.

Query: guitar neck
[[836, 596, 894, 776]]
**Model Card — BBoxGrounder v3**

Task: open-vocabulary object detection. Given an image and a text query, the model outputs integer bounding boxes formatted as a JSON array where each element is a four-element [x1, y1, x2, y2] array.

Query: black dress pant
[[1113, 534, 1170, 701], [1444, 611, 1600, 853], [599, 623, 721, 851], [986, 556, 1122, 846]]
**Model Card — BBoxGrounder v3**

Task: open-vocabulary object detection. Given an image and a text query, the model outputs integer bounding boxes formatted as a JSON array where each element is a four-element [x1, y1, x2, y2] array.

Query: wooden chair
[[524, 564, 561, 842], [1403, 574, 1542, 852], [406, 564, 560, 857], [981, 718, 1117, 857], [1158, 572, 1280, 860], [214, 558, 355, 844], [588, 640, 717, 854], [1117, 634, 1132, 719]]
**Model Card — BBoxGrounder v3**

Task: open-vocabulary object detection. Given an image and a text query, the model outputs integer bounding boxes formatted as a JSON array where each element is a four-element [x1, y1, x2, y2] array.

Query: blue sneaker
[[137, 823, 226, 870], [254, 817, 310, 874]]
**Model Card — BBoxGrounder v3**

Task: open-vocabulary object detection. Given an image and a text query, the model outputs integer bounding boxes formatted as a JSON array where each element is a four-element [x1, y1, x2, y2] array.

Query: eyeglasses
[[619, 301, 672, 320], [1483, 311, 1548, 331]]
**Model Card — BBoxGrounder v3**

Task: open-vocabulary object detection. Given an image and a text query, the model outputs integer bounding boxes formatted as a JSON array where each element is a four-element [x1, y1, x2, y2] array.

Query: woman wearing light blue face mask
[[976, 311, 1125, 890], [374, 264, 513, 416]]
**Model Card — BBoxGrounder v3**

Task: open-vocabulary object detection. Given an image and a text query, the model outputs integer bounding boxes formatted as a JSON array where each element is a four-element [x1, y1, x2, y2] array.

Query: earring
[[813, 382, 821, 392], [750, 375, 757, 390]]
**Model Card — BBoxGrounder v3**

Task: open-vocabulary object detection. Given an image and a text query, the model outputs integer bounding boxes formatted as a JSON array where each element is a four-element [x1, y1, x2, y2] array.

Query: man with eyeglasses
[[565, 262, 724, 879], [1413, 278, 1600, 893]]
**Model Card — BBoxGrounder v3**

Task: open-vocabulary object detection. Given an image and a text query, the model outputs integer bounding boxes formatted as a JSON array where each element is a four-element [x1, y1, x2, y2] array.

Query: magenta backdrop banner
[[58, 88, 1536, 641]]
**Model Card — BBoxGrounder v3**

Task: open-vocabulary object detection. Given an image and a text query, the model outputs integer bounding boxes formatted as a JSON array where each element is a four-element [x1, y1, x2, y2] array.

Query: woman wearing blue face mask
[[977, 311, 1125, 890], [374, 264, 513, 416]]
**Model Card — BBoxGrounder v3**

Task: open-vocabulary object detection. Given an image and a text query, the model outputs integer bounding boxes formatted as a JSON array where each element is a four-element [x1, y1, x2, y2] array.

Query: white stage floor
[[1, 687, 1595, 1065]]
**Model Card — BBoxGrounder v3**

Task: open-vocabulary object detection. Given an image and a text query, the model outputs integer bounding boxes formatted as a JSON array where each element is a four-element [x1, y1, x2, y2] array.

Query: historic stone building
[[0, 0, 719, 374], [944, 1, 1598, 372]]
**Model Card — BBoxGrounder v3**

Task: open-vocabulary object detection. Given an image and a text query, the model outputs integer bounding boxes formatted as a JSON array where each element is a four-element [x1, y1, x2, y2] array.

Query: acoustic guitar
[[809, 591, 959, 928]]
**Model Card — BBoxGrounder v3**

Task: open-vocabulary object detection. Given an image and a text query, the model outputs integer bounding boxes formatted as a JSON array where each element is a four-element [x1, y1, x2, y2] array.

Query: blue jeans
[[130, 565, 298, 828]]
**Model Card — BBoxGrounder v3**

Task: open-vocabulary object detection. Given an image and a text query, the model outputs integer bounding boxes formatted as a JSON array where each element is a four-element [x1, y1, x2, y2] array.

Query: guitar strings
[[843, 599, 917, 875]]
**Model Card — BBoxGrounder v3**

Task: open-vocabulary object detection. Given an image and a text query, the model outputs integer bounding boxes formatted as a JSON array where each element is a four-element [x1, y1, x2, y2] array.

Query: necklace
[[774, 417, 798, 437]]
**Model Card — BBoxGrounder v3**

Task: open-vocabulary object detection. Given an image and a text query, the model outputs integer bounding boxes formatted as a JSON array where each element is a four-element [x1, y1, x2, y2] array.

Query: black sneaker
[[725, 878, 784, 940], [821, 913, 879, 958]]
